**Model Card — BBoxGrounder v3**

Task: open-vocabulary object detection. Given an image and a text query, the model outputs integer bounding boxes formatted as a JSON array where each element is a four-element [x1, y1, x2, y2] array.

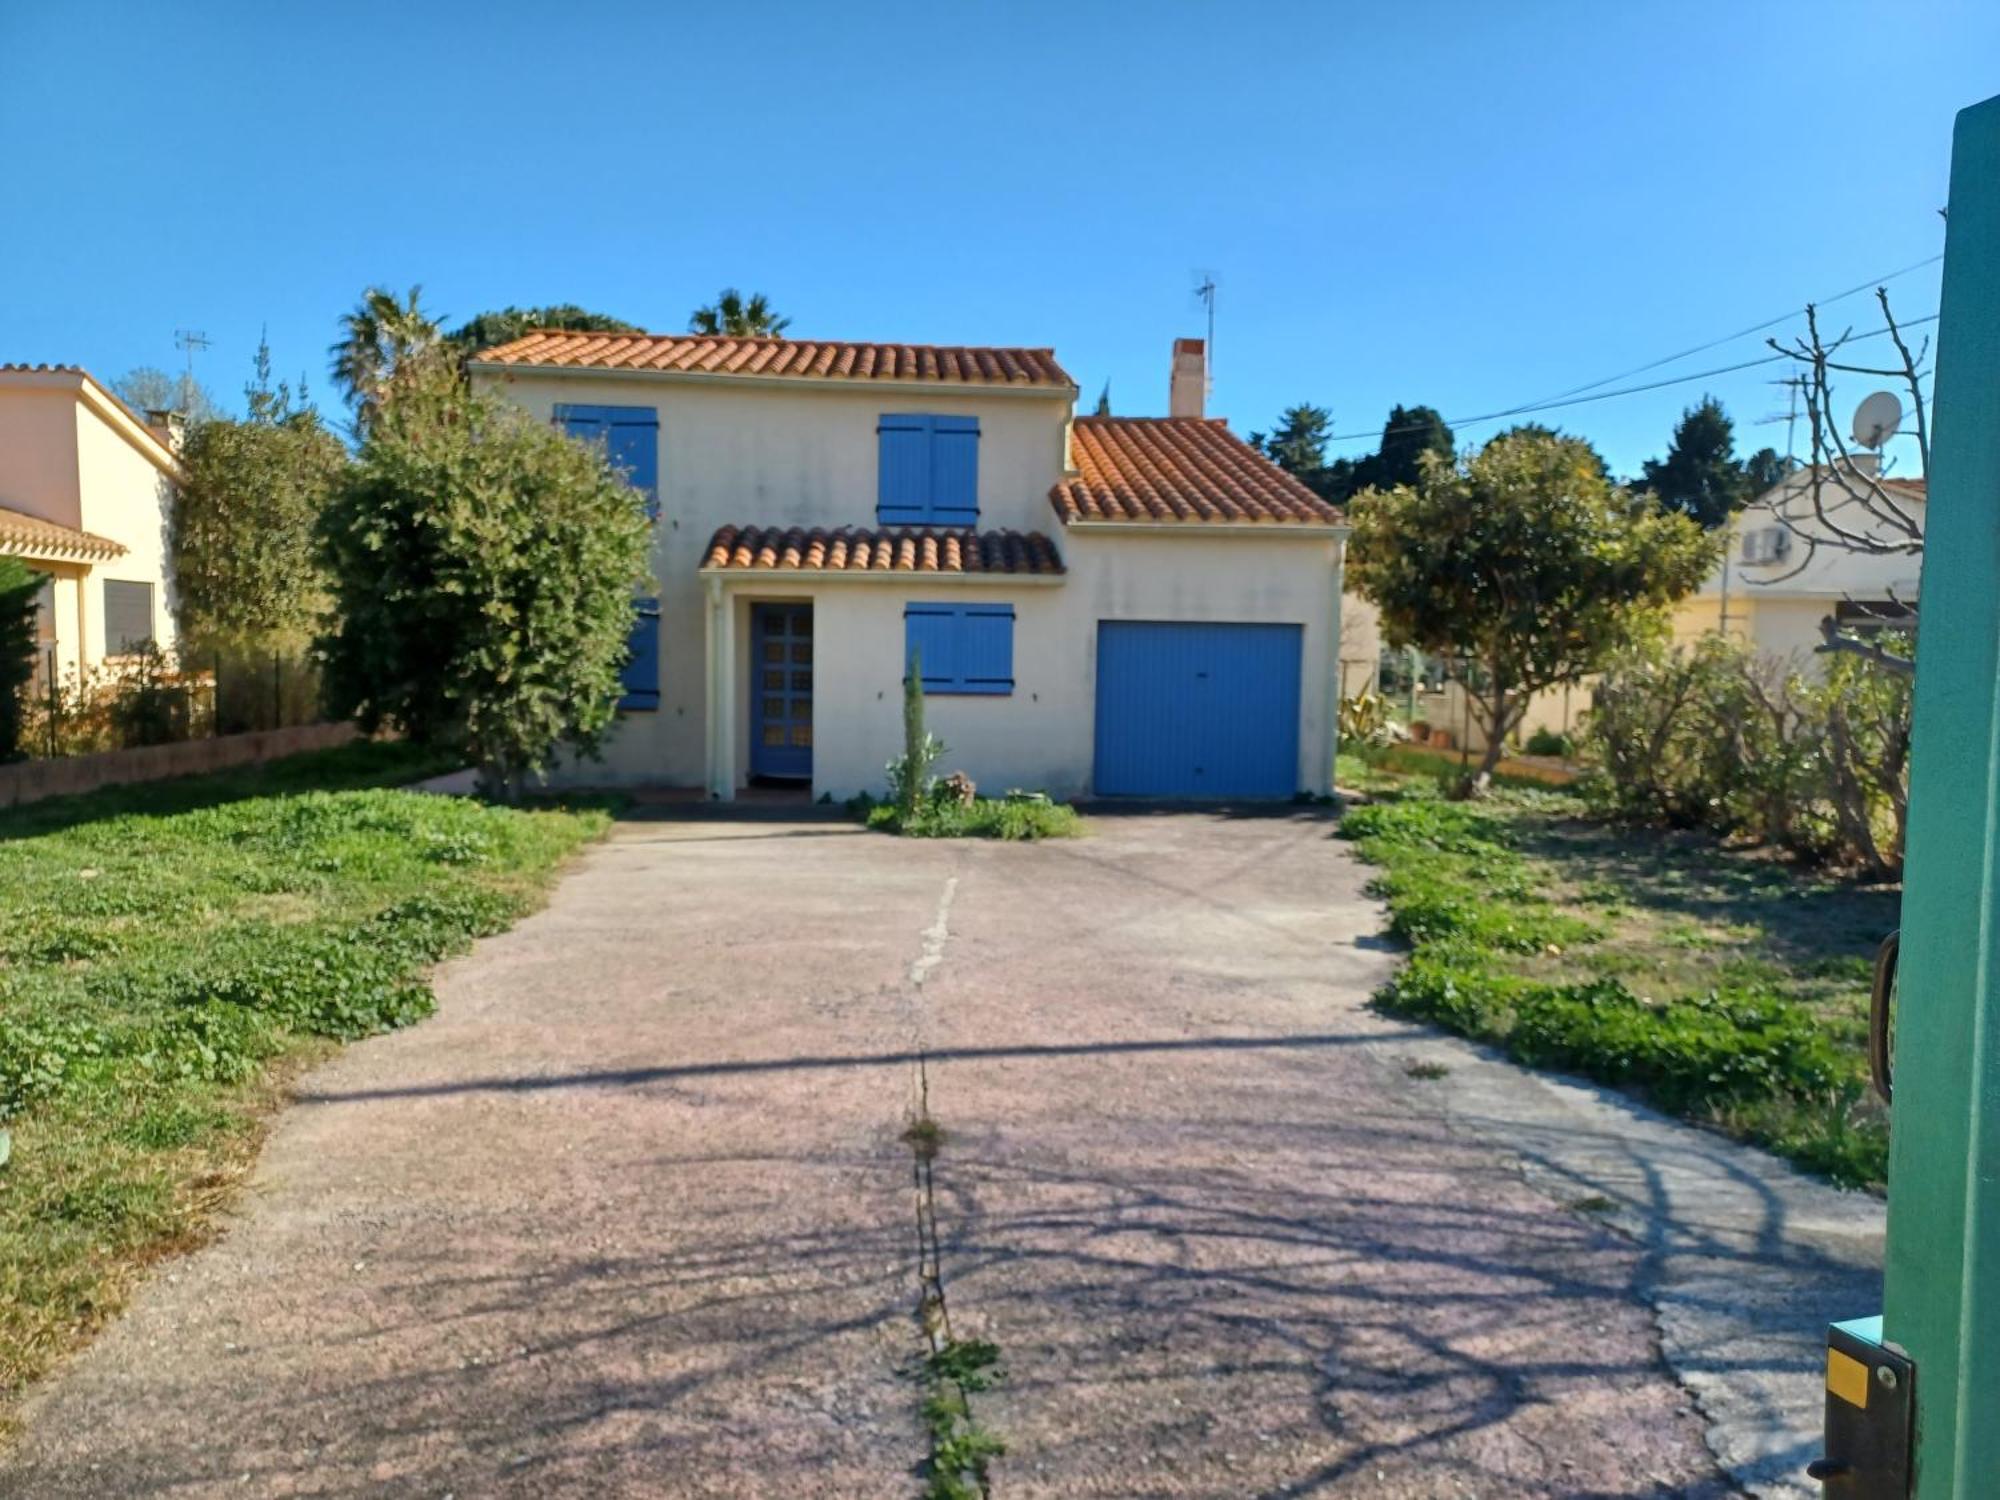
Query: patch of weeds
[[921, 1337, 1006, 1500], [1403, 1059, 1450, 1080], [1567, 1194, 1618, 1214], [0, 743, 609, 1410], [1338, 777, 1890, 1190], [903, 1116, 945, 1162], [863, 792, 1082, 841]]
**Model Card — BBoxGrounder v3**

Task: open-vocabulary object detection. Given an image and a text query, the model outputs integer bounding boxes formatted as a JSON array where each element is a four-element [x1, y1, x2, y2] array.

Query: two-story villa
[[469, 332, 1349, 801]]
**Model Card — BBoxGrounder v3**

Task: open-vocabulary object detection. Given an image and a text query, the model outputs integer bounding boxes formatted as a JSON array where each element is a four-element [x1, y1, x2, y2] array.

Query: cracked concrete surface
[[0, 807, 1869, 1496]]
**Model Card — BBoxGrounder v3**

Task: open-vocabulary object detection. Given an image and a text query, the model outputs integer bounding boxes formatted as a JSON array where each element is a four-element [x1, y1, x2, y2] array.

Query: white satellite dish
[[1852, 391, 1903, 450]]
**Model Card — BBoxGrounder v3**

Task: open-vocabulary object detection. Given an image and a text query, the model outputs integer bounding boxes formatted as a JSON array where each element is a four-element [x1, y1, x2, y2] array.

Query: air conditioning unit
[[1741, 526, 1793, 565]]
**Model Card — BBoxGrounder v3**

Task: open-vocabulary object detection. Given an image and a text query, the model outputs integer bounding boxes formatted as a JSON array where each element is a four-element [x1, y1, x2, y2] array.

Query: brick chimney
[[144, 408, 187, 452], [1169, 338, 1206, 418]]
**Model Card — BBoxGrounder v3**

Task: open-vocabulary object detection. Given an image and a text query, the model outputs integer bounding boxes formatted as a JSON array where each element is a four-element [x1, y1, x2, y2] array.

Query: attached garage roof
[[471, 333, 1075, 391], [1053, 417, 1343, 528], [0, 505, 127, 562], [702, 525, 1064, 577]]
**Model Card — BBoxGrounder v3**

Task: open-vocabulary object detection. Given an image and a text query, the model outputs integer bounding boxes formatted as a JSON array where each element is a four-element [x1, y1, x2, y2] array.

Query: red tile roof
[[0, 505, 126, 562], [1053, 417, 1343, 527], [472, 332, 1074, 390], [702, 525, 1063, 576]]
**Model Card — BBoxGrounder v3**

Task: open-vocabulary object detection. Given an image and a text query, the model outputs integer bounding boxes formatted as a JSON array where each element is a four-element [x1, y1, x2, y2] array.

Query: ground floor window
[[904, 602, 1014, 695], [103, 578, 155, 654]]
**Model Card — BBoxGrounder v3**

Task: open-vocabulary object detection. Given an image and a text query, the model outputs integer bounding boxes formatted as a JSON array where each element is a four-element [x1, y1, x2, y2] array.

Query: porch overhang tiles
[[0, 505, 127, 564], [700, 525, 1064, 579]]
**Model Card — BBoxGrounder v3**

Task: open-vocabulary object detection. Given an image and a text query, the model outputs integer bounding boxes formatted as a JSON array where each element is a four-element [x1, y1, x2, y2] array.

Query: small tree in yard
[[1349, 426, 1716, 795], [318, 359, 652, 800], [889, 646, 946, 819], [0, 558, 41, 761], [173, 336, 349, 654]]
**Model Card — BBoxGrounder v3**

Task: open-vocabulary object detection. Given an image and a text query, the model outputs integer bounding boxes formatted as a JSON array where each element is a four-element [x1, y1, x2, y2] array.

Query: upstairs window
[[557, 404, 661, 709], [904, 603, 1014, 695], [878, 414, 979, 527], [556, 404, 660, 519]]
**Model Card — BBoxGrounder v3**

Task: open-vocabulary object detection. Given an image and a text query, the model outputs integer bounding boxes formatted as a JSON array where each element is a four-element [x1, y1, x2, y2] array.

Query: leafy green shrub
[[1583, 635, 1908, 873], [318, 358, 653, 800], [1522, 726, 1573, 757], [0, 556, 38, 762]]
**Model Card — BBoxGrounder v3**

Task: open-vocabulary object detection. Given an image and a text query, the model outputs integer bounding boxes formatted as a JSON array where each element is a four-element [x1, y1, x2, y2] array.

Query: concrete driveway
[[1, 810, 1741, 1497]]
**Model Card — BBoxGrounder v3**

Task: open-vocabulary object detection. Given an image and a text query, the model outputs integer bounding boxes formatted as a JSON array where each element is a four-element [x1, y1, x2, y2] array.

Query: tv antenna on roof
[[172, 328, 210, 415], [1192, 271, 1217, 395]]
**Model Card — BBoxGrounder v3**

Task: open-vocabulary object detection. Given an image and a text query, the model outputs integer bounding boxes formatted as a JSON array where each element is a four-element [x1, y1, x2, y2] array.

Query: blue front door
[[751, 604, 813, 780], [1093, 621, 1303, 798]]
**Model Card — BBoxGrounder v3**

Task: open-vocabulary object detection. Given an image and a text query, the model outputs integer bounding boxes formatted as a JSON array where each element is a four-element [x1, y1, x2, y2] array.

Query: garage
[[1093, 621, 1303, 798]]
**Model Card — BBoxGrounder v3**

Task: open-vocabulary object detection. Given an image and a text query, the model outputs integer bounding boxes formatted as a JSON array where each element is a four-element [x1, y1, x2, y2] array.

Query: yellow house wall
[[0, 386, 85, 526], [73, 397, 177, 664]]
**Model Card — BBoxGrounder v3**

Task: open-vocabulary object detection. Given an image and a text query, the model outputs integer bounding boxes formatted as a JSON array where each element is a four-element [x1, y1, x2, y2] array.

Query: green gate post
[[1884, 91, 2000, 1497]]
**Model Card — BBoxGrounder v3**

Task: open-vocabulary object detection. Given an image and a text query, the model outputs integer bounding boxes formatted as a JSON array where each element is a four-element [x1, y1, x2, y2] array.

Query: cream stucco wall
[[474, 368, 1075, 789], [701, 528, 1343, 802], [477, 365, 1347, 799], [1673, 475, 1925, 673]]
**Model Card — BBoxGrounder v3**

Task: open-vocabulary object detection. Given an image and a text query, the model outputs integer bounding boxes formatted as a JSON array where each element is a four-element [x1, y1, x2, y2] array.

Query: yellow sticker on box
[[1828, 1347, 1871, 1409]]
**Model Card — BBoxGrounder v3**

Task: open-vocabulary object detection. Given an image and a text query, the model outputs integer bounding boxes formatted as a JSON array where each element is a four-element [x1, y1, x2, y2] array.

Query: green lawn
[[0, 741, 609, 1413], [1335, 753, 1896, 1188]]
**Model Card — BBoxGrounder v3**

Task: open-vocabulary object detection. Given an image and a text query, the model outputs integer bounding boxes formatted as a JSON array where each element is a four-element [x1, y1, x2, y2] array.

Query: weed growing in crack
[[921, 1337, 1006, 1500], [903, 1116, 945, 1162], [1403, 1059, 1450, 1080]]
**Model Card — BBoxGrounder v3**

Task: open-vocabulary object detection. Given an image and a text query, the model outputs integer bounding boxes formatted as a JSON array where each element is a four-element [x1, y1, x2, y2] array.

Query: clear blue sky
[[4, 1, 1993, 478]]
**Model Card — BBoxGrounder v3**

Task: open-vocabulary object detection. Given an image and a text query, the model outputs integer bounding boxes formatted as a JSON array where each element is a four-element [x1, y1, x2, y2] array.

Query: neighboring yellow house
[[1671, 461, 1925, 668], [0, 364, 183, 681]]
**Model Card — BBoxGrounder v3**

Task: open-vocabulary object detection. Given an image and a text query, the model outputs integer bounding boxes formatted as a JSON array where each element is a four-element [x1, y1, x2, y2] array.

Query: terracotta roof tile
[[0, 505, 126, 562], [701, 525, 1064, 577], [1053, 417, 1343, 527], [472, 332, 1074, 390]]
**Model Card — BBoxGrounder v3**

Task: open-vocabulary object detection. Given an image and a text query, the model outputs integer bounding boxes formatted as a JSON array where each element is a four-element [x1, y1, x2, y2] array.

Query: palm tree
[[330, 285, 442, 431], [688, 288, 790, 338]]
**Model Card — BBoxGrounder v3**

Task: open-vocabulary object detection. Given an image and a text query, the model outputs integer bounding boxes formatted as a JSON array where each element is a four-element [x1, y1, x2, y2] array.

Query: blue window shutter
[[959, 604, 1014, 693], [560, 405, 660, 519], [930, 417, 979, 526], [620, 599, 661, 710], [904, 603, 1013, 695], [606, 411, 660, 519], [905, 603, 959, 689], [879, 415, 933, 526]]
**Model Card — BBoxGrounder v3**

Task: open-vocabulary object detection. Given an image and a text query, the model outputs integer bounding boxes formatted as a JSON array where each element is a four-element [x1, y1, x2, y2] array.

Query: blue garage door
[[1094, 621, 1303, 798]]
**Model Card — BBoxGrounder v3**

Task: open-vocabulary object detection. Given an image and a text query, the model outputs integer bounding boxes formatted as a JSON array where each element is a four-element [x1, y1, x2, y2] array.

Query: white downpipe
[[705, 575, 725, 799], [1328, 535, 1348, 791]]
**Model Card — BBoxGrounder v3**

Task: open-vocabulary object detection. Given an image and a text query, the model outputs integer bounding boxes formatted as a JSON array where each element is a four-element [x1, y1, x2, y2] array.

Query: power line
[[1510, 251, 1942, 410], [1320, 312, 1938, 449]]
